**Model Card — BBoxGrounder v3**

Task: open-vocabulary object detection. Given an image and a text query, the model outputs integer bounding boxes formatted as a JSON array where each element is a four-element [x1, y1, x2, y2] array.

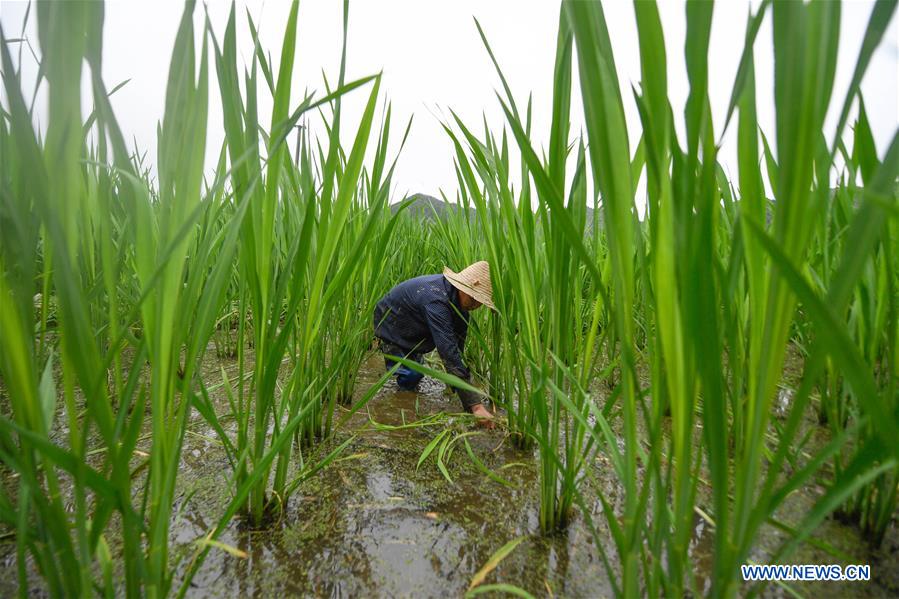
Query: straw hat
[[443, 261, 496, 311]]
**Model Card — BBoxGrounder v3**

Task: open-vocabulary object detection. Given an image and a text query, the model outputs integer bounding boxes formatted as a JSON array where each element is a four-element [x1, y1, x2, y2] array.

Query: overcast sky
[[2, 0, 898, 207]]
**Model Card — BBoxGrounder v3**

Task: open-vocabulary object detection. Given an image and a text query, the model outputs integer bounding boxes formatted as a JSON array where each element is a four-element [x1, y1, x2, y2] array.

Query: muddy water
[[2, 348, 897, 597], [171, 353, 613, 597]]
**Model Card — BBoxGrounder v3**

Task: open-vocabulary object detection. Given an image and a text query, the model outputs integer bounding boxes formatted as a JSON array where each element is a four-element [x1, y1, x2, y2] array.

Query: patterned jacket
[[373, 273, 473, 387]]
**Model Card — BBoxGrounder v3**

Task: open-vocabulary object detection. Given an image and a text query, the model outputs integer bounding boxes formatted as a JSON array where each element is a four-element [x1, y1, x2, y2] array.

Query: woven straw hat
[[443, 261, 496, 311]]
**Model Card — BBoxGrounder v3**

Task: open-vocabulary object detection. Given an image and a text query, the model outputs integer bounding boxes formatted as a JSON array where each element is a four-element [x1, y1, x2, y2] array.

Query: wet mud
[[172, 353, 615, 597], [1, 348, 897, 597]]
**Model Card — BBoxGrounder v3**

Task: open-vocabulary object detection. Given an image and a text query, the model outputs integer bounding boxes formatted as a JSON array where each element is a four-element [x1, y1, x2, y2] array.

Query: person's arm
[[423, 300, 481, 411]]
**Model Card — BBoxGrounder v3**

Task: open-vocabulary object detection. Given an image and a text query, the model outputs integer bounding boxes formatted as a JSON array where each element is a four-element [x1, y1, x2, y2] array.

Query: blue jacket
[[373, 274, 471, 381]]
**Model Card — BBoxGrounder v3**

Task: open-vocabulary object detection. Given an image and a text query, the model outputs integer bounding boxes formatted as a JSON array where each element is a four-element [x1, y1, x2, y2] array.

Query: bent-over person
[[373, 261, 495, 424]]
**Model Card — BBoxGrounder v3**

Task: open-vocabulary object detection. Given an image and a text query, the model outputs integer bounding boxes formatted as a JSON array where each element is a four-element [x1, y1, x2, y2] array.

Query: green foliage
[[1, 1, 897, 598]]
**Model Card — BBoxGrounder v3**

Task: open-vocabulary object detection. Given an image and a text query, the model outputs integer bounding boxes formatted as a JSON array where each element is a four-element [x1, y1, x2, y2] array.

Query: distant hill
[[391, 193, 607, 230], [390, 194, 471, 221], [391, 192, 846, 231]]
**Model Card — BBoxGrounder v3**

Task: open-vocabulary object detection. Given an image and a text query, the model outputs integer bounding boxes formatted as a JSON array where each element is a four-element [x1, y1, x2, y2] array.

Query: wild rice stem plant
[[443, 7, 613, 536], [560, 0, 899, 596], [209, 0, 315, 523], [2, 3, 140, 594], [203, 0, 403, 527], [729, 3, 897, 594], [819, 100, 899, 546], [0, 2, 254, 595], [564, 3, 644, 594], [2, 1, 897, 597], [322, 106, 413, 412]]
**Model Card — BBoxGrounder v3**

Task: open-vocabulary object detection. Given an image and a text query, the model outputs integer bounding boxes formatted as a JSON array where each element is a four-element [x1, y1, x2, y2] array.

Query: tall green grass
[[445, 0, 897, 596], [190, 0, 412, 527], [438, 7, 619, 535], [0, 2, 247, 595], [563, 0, 897, 596], [0, 0, 404, 592], [1, 0, 897, 597]]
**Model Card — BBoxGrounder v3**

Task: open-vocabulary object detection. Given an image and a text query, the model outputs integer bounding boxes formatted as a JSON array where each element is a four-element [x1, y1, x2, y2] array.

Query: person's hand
[[470, 403, 495, 429]]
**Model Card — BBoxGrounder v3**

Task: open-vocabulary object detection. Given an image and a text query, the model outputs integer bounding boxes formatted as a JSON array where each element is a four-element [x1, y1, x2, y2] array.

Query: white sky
[[2, 0, 898, 208]]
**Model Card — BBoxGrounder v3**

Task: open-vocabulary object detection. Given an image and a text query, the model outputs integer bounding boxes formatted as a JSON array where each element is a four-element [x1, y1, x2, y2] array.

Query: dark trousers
[[377, 339, 424, 391]]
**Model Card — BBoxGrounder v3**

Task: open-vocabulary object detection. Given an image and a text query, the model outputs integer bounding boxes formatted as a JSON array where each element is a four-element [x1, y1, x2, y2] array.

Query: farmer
[[373, 261, 495, 424]]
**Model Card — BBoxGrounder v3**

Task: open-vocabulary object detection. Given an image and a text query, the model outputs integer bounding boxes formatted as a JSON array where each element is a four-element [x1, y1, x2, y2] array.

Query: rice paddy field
[[1, 0, 898, 597]]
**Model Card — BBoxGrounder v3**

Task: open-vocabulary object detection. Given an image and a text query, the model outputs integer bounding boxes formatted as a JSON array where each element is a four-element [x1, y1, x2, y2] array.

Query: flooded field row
[[8, 352, 892, 597]]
